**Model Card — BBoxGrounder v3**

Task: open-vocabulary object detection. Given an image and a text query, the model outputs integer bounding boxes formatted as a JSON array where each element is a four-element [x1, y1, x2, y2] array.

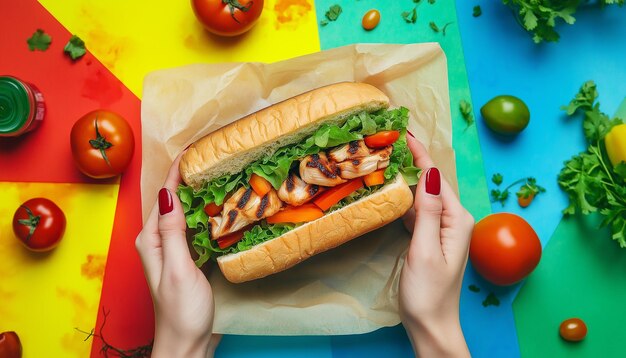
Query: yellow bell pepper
[[605, 123, 626, 167]]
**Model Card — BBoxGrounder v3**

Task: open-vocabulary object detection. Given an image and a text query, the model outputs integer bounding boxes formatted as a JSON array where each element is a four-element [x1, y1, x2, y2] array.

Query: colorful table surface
[[1, 0, 625, 357]]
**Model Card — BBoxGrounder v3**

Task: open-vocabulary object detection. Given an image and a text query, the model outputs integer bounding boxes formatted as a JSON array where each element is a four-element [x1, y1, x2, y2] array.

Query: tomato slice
[[204, 202, 223, 217], [217, 229, 247, 249], [313, 178, 364, 211], [363, 169, 386, 187], [266, 204, 324, 224], [364, 130, 400, 148], [249, 173, 273, 196]]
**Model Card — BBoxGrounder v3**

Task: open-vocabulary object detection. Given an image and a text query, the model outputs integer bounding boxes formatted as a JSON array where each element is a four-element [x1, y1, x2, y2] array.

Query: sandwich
[[178, 82, 419, 283]]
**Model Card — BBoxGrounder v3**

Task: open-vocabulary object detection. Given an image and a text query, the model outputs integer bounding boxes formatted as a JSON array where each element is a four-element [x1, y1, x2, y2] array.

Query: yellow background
[[39, 0, 321, 97], [0, 182, 118, 357]]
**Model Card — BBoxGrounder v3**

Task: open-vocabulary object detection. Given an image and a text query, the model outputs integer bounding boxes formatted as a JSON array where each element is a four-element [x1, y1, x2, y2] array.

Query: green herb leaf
[[64, 35, 86, 60], [429, 21, 453, 35], [491, 176, 545, 206], [561, 81, 597, 116], [558, 81, 626, 247], [402, 7, 418, 24], [473, 5, 482, 17], [325, 4, 342, 22], [429, 21, 440, 33], [502, 0, 624, 43], [614, 163, 626, 181], [492, 173, 503, 186], [27, 29, 52, 51], [459, 100, 474, 126], [469, 284, 481, 293], [482, 293, 500, 307], [516, 177, 546, 199]]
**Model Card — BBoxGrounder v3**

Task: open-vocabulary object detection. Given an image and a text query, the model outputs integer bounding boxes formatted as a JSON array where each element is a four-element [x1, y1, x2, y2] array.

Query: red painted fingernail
[[425, 167, 441, 195], [407, 130, 415, 138], [158, 188, 173, 215]]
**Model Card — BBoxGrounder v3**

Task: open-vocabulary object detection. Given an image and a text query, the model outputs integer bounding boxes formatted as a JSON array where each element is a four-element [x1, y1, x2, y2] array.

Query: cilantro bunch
[[558, 81, 626, 247], [503, 0, 624, 43]]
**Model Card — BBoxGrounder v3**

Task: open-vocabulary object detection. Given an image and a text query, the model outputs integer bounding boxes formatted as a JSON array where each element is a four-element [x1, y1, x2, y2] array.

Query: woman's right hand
[[399, 135, 474, 357]]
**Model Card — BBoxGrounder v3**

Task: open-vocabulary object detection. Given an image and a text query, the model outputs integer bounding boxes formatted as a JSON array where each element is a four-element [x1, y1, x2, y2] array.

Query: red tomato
[[217, 229, 247, 249], [517, 193, 535, 208], [192, 0, 264, 37], [313, 178, 364, 211], [12, 198, 66, 252], [469, 213, 541, 286], [364, 130, 400, 148], [362, 9, 381, 31], [0, 331, 21, 358], [70, 110, 135, 179], [559, 318, 587, 342]]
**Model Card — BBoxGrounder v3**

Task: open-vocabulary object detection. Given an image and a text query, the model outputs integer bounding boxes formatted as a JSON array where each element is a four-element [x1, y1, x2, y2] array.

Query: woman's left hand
[[135, 154, 221, 358]]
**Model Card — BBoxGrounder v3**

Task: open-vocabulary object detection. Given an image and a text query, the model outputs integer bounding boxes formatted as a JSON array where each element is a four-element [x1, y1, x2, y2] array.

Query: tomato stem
[[89, 118, 113, 167], [222, 0, 252, 23], [17, 205, 40, 242]]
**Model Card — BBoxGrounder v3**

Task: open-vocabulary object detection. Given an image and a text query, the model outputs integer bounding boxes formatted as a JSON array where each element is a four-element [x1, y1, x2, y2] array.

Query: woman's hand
[[135, 154, 220, 358], [399, 135, 474, 357]]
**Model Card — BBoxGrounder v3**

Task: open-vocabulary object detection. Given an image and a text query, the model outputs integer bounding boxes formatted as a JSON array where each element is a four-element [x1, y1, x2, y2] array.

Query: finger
[[409, 167, 444, 261], [136, 153, 187, 284], [439, 176, 474, 261], [143, 152, 186, 234], [406, 134, 435, 169]]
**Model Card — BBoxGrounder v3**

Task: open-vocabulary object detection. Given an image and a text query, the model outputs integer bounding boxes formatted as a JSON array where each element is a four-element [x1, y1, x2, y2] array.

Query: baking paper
[[140, 43, 456, 335]]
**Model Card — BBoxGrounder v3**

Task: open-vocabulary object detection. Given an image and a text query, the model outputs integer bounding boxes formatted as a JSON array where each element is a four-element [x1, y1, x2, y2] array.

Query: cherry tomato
[[192, 0, 264, 37], [364, 130, 400, 148], [517, 193, 534, 208], [12, 198, 66, 252], [480, 95, 530, 135], [469, 213, 541, 286], [70, 110, 135, 179], [362, 9, 380, 30], [560, 318, 587, 342], [0, 331, 21, 358]]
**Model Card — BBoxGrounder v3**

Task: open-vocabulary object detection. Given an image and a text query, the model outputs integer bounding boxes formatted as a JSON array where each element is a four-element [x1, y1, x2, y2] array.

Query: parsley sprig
[[503, 0, 624, 43], [490, 173, 545, 207], [558, 81, 626, 247]]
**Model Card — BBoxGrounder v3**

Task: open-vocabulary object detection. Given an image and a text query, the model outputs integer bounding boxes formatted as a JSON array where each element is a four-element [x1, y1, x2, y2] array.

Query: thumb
[[157, 187, 194, 272], [409, 167, 444, 260]]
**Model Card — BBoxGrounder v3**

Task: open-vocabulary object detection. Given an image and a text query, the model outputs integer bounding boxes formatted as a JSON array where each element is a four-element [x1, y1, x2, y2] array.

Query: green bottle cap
[[0, 76, 31, 134]]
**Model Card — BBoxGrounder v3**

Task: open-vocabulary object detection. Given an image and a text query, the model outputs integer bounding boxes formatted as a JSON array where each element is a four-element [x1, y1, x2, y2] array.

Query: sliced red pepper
[[363, 169, 386, 187], [313, 178, 364, 211], [249, 173, 273, 196], [204, 202, 223, 217], [266, 204, 324, 224], [217, 229, 246, 249]]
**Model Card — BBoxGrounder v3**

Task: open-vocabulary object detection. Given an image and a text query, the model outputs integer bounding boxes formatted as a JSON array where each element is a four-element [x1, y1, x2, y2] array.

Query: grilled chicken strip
[[336, 145, 393, 179], [278, 173, 322, 206], [299, 153, 347, 187], [328, 140, 370, 162], [208, 187, 282, 239]]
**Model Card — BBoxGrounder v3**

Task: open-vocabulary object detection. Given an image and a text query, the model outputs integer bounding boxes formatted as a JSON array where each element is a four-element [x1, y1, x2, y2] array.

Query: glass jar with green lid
[[0, 76, 46, 137]]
